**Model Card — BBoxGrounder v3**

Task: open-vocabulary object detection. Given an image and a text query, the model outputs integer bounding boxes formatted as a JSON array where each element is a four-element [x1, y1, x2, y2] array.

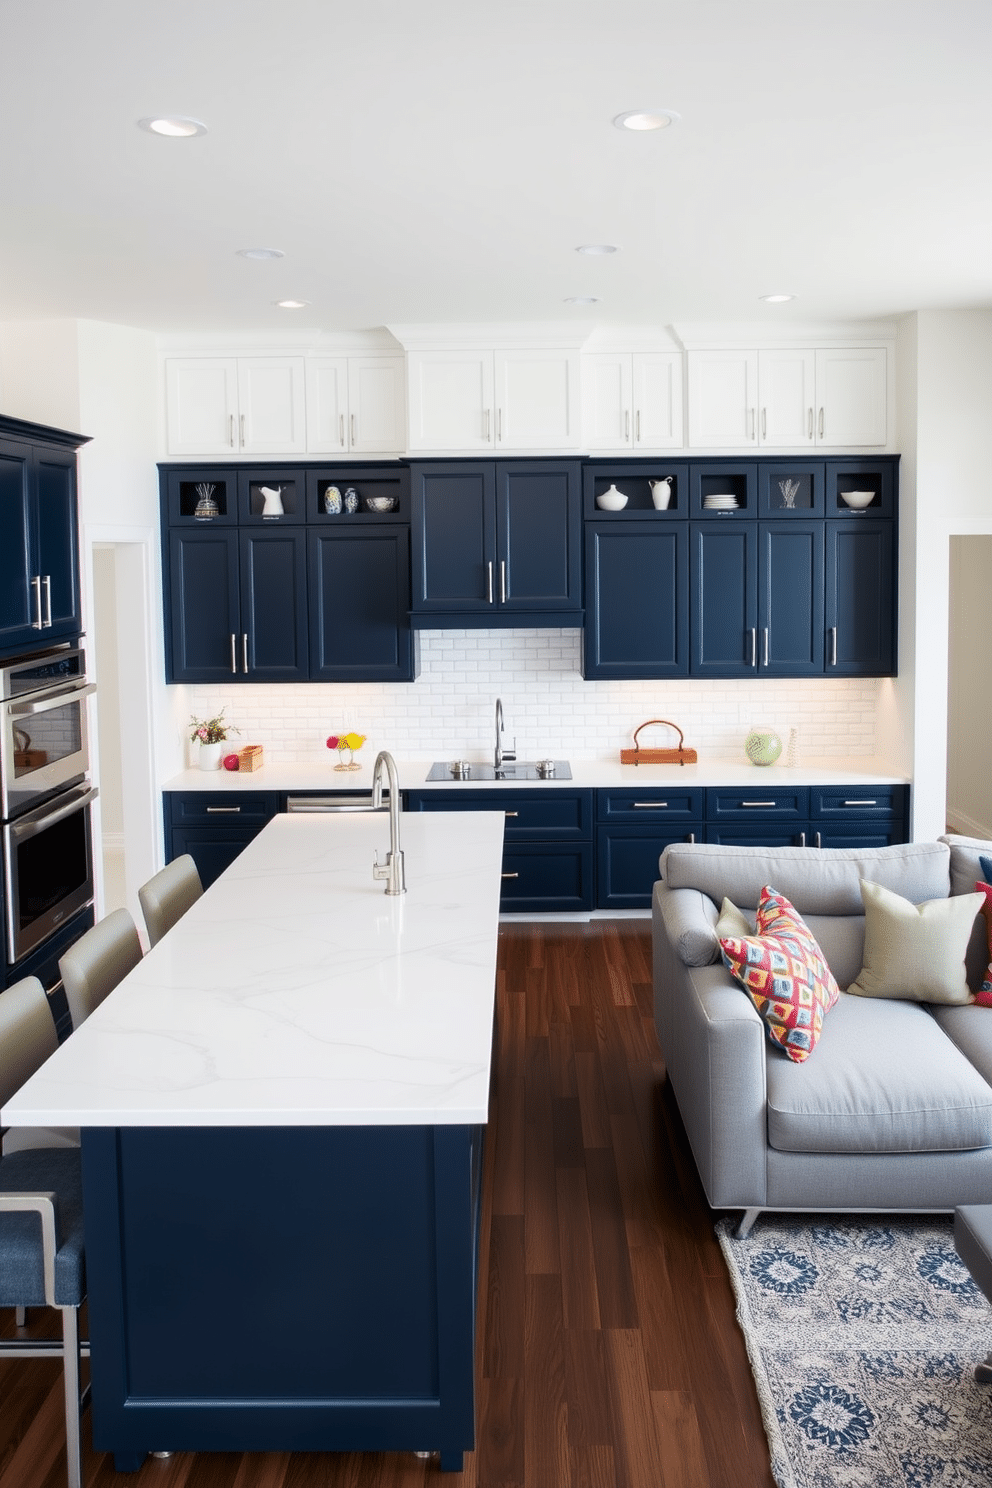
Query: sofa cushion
[[719, 887, 840, 1064], [661, 840, 950, 916], [766, 993, 992, 1154], [929, 1002, 992, 1088], [848, 879, 983, 1005]]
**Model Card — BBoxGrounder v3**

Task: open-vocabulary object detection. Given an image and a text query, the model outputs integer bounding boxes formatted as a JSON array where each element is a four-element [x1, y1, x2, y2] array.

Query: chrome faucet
[[371, 750, 406, 895], [494, 697, 516, 772]]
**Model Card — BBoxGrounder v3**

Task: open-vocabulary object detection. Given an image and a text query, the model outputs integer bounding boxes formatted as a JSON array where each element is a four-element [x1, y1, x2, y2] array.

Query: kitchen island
[[3, 809, 506, 1473]]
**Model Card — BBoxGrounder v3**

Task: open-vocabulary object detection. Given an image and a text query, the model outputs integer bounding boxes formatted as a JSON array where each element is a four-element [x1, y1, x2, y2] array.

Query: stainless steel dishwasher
[[285, 793, 380, 813]]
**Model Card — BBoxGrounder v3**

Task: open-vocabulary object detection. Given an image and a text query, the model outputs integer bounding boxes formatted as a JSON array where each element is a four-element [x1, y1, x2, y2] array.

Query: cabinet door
[[582, 354, 633, 449], [166, 529, 241, 683], [690, 523, 758, 677], [239, 529, 309, 682], [411, 464, 495, 612], [169, 824, 267, 889], [687, 350, 758, 447], [309, 526, 414, 682], [757, 521, 824, 675], [348, 356, 406, 453], [633, 353, 683, 448], [825, 520, 895, 675], [758, 349, 815, 446], [0, 438, 37, 651], [596, 824, 698, 910], [497, 462, 581, 613], [583, 522, 689, 679], [407, 351, 495, 452], [237, 358, 307, 455], [494, 350, 580, 450], [815, 348, 887, 446], [305, 358, 349, 453], [33, 447, 81, 641], [165, 359, 239, 456]]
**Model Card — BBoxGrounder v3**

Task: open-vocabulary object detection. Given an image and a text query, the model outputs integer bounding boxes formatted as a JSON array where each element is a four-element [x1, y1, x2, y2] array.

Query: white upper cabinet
[[687, 346, 887, 449], [406, 347, 580, 452], [583, 352, 683, 450], [305, 355, 405, 454], [165, 357, 306, 456]]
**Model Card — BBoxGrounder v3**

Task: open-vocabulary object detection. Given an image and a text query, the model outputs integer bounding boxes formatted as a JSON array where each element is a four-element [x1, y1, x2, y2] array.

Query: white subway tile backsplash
[[181, 629, 883, 767]]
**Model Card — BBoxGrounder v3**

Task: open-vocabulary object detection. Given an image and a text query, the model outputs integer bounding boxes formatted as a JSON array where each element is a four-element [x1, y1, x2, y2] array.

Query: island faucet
[[371, 750, 406, 895], [494, 697, 516, 772]]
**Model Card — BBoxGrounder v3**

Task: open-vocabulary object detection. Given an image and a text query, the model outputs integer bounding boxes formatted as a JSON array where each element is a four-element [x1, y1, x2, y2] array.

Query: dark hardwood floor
[[0, 920, 774, 1488]]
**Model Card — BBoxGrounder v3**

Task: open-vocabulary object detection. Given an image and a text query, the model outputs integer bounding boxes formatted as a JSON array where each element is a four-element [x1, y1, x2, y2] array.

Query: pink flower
[[326, 735, 339, 750]]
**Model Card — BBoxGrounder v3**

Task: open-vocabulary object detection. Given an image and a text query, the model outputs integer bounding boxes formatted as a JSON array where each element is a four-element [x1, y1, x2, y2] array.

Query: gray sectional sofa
[[652, 836, 992, 1237]]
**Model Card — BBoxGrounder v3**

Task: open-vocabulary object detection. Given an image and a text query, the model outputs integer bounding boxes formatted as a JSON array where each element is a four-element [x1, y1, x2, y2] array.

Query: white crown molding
[[581, 324, 682, 353], [387, 321, 593, 352], [671, 320, 899, 351], [156, 327, 403, 356]]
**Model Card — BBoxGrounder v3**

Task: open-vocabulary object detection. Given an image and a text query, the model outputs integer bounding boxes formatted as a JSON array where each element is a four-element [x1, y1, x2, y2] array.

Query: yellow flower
[[342, 732, 366, 751]]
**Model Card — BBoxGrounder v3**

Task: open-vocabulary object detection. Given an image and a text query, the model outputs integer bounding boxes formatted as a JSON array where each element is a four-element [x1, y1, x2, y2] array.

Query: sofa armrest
[[653, 882, 768, 1209]]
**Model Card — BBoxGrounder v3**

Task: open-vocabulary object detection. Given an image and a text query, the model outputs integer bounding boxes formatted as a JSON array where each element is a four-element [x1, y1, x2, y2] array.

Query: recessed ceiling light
[[274, 299, 309, 310], [137, 116, 207, 138], [613, 109, 680, 132], [760, 293, 796, 304], [576, 244, 619, 256], [238, 247, 285, 261], [564, 297, 601, 306]]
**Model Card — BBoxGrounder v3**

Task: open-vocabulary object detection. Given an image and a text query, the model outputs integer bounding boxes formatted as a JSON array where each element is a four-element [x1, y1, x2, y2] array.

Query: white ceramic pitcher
[[649, 478, 672, 510]]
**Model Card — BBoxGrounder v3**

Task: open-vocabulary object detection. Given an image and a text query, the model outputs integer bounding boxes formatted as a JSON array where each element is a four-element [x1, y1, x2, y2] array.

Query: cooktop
[[426, 760, 572, 782]]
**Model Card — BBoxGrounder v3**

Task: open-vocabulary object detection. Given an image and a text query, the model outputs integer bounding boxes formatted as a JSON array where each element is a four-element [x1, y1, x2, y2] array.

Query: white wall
[[0, 319, 81, 429], [947, 535, 992, 837]]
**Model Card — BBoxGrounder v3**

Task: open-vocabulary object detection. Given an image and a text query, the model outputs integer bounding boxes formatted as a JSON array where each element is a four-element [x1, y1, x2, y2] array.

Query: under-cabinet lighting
[[238, 248, 285, 260], [760, 294, 796, 303], [274, 299, 309, 309], [613, 109, 680, 132], [564, 297, 601, 305], [138, 116, 207, 137], [576, 244, 619, 255]]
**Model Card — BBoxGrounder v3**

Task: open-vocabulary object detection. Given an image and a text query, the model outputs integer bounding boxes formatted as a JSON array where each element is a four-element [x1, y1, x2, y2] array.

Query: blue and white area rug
[[717, 1216, 992, 1488]]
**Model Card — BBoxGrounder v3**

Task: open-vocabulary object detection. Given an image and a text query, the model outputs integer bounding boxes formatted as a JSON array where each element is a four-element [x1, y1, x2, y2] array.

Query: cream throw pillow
[[848, 879, 984, 1004], [715, 898, 754, 940]]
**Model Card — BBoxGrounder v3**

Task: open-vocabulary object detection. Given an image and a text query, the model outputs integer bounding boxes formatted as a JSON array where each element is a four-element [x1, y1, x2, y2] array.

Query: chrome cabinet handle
[[501, 872, 519, 879], [829, 626, 838, 666], [487, 561, 494, 604], [497, 407, 503, 442], [763, 627, 769, 667], [815, 832, 822, 848], [240, 413, 246, 446], [741, 801, 778, 808], [808, 407, 814, 440], [799, 831, 806, 847], [229, 414, 235, 448], [504, 811, 519, 818], [242, 632, 249, 673], [625, 409, 630, 441], [749, 627, 757, 667], [207, 806, 242, 813], [818, 406, 824, 439], [761, 408, 766, 440], [636, 409, 641, 442], [339, 413, 345, 446], [484, 408, 491, 441], [688, 832, 696, 843], [43, 575, 52, 627], [351, 414, 356, 446], [633, 802, 669, 809], [11, 682, 96, 717], [843, 799, 878, 807], [500, 560, 506, 603], [230, 633, 237, 674], [31, 575, 43, 629]]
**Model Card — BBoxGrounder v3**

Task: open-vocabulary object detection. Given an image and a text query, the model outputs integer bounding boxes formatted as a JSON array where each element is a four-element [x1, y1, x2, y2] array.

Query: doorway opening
[[946, 534, 992, 838]]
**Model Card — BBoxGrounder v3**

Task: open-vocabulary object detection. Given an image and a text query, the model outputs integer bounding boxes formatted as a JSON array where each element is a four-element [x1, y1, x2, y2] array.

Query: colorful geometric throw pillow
[[719, 885, 840, 1064], [980, 854, 992, 885], [975, 879, 992, 1007]]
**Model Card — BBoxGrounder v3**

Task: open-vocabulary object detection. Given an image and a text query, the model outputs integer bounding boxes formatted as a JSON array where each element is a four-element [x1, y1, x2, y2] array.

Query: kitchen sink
[[426, 760, 571, 782]]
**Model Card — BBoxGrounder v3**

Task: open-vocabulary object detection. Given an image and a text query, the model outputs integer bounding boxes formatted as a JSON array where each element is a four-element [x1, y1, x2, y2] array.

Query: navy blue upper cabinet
[[239, 529, 309, 681], [167, 529, 240, 683], [758, 521, 824, 675], [410, 460, 582, 627], [690, 522, 758, 677], [583, 522, 689, 679], [309, 526, 415, 682], [0, 419, 87, 658], [825, 520, 895, 675]]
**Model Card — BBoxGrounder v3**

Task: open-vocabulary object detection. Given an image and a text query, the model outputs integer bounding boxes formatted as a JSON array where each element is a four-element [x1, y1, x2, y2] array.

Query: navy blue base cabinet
[[596, 787, 702, 910], [165, 792, 279, 888], [81, 1124, 481, 1472]]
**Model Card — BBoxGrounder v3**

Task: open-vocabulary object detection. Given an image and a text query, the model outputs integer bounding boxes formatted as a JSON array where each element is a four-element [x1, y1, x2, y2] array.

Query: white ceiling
[[2, 0, 990, 338]]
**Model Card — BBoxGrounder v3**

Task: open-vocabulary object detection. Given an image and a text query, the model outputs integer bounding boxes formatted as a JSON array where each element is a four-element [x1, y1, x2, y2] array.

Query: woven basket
[[620, 719, 697, 766], [238, 745, 264, 772]]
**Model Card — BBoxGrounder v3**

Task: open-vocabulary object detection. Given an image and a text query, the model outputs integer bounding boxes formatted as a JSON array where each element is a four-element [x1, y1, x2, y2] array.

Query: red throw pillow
[[719, 885, 840, 1064], [974, 880, 992, 1007]]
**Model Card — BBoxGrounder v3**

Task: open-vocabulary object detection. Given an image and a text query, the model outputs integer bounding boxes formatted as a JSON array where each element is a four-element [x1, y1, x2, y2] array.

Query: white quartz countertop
[[3, 811, 505, 1129], [163, 756, 910, 793]]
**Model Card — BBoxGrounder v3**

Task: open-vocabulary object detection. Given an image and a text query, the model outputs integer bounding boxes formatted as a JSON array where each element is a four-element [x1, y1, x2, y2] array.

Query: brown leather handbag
[[620, 719, 698, 766]]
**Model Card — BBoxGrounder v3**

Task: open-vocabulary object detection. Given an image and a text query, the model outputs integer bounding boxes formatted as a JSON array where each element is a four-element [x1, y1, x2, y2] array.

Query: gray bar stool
[[0, 975, 89, 1488], [58, 908, 142, 1031], [138, 854, 203, 947]]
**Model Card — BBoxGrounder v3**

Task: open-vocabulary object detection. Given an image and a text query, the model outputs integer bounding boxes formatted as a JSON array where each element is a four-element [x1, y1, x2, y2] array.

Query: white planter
[[198, 741, 223, 771]]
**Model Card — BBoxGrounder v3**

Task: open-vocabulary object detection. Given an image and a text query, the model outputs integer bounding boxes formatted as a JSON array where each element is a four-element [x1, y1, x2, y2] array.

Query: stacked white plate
[[703, 493, 740, 510]]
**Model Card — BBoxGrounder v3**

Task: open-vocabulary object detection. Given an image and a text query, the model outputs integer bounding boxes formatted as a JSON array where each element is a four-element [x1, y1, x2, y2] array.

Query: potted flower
[[326, 731, 366, 772], [190, 710, 238, 771]]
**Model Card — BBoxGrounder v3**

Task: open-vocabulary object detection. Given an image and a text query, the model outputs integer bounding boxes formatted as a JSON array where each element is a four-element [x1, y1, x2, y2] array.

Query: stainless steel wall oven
[[1, 644, 97, 966]]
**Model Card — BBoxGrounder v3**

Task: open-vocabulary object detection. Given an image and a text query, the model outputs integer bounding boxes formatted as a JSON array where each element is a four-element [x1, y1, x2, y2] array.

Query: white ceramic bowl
[[596, 490, 628, 511], [840, 490, 875, 510], [364, 494, 398, 512]]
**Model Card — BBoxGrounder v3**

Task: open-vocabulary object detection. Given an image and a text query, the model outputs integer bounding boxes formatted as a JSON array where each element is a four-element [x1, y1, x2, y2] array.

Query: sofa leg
[[975, 1352, 992, 1384], [735, 1208, 762, 1239]]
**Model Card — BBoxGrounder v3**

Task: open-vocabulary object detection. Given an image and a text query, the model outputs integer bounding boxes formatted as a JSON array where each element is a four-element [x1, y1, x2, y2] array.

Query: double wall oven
[[1, 644, 98, 969]]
